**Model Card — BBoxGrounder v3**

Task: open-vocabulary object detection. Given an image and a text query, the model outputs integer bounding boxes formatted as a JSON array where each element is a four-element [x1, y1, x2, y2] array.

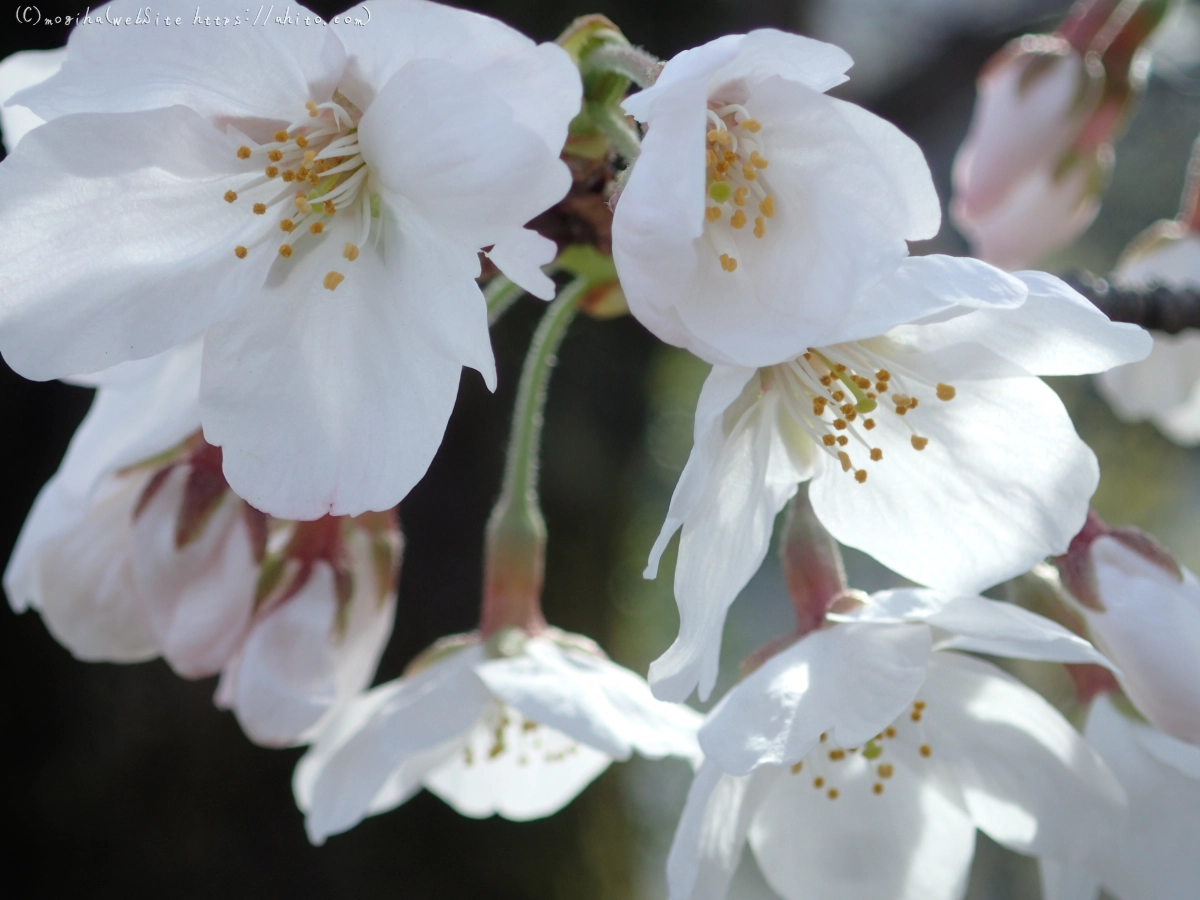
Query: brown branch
[[1064, 271, 1200, 333]]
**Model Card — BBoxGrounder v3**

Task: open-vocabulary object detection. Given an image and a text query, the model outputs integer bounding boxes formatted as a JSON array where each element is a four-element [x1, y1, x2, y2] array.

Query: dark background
[[7, 1, 1197, 897]]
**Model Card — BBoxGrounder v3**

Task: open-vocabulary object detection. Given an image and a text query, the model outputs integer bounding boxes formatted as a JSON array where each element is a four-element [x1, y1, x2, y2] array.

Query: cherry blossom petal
[[0, 107, 276, 381], [200, 207, 482, 518], [811, 373, 1097, 594], [0, 48, 64, 151], [749, 749, 977, 900], [699, 623, 932, 775], [132, 467, 256, 678], [424, 704, 612, 821], [1097, 332, 1200, 445], [667, 761, 781, 900], [13, 0, 344, 126], [915, 652, 1123, 864], [486, 228, 558, 300], [476, 637, 701, 761]]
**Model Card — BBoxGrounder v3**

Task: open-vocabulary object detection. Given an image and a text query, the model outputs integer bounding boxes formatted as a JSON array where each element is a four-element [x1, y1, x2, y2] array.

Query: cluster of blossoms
[[2, 0, 1199, 897]]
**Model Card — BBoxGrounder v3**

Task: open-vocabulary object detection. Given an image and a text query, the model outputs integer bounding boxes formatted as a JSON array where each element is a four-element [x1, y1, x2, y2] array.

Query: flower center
[[460, 705, 581, 768], [789, 701, 933, 800], [702, 104, 776, 273], [767, 343, 957, 484], [225, 96, 373, 291]]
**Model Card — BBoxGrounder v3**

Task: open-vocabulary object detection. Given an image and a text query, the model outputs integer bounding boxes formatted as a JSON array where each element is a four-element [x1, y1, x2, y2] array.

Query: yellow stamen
[[870, 448, 883, 461], [268, 149, 284, 162], [760, 196, 775, 218], [706, 207, 722, 222], [310, 221, 324, 234], [740, 119, 761, 132], [749, 151, 769, 169], [237, 145, 251, 160], [753, 216, 766, 239], [279, 244, 293, 258], [224, 190, 238, 203], [323, 271, 344, 291], [252, 203, 266, 215], [280, 220, 295, 233], [274, 130, 289, 143], [730, 210, 747, 229], [720, 253, 738, 272], [265, 166, 279, 178], [234, 246, 247, 259], [936, 383, 957, 401], [734, 186, 749, 206], [343, 242, 360, 261], [911, 436, 929, 451]]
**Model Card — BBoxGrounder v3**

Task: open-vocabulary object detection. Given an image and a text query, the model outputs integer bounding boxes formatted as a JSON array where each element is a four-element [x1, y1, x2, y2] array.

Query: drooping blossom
[[669, 590, 1122, 900], [295, 628, 702, 844], [1096, 224, 1200, 444], [3, 344, 401, 746], [645, 268, 1149, 700], [612, 29, 949, 368], [0, 0, 580, 518], [1055, 514, 1200, 745], [951, 0, 1166, 269]]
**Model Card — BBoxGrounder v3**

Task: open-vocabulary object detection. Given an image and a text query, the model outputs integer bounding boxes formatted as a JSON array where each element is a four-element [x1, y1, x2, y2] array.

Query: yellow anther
[[753, 217, 766, 239], [749, 151, 769, 169], [878, 764, 894, 778], [790, 761, 803, 774], [863, 418, 876, 430], [834, 364, 847, 372], [870, 448, 883, 461], [323, 271, 345, 291], [706, 207, 722, 222], [714, 161, 729, 175], [875, 382, 888, 393], [873, 783, 885, 795], [742, 164, 758, 181], [840, 404, 855, 417], [838, 451, 852, 472], [282, 170, 296, 183], [706, 149, 717, 167], [855, 470, 868, 483], [836, 435, 848, 446], [237, 145, 251, 159], [280, 219, 295, 233], [306, 100, 317, 111], [234, 245, 248, 259], [740, 118, 761, 132], [911, 710, 923, 722], [723, 150, 736, 164], [324, 200, 336, 214], [730, 210, 747, 229], [274, 130, 289, 143], [734, 186, 749, 206], [760, 196, 775, 218], [268, 149, 284, 162], [827, 788, 839, 800], [822, 435, 836, 447], [224, 190, 238, 203], [821, 733, 828, 742], [252, 203, 266, 215], [707, 129, 731, 146], [309, 173, 320, 186], [279, 244, 293, 258], [831, 391, 845, 402], [829, 749, 846, 761], [265, 166, 279, 178], [304, 150, 316, 164], [820, 375, 833, 387], [920, 744, 932, 758], [310, 221, 324, 234], [812, 397, 827, 412], [294, 195, 312, 215], [833, 419, 848, 430], [885, 727, 897, 739], [295, 134, 309, 149], [813, 777, 825, 788], [343, 242, 360, 261], [936, 383, 957, 401], [911, 436, 929, 451], [910, 397, 919, 409], [720, 253, 738, 272], [876, 369, 891, 381], [914, 701, 926, 711]]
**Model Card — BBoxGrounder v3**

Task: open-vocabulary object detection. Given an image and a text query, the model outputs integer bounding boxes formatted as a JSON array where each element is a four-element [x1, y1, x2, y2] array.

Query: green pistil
[[813, 351, 877, 413], [708, 181, 732, 203], [862, 739, 883, 760]]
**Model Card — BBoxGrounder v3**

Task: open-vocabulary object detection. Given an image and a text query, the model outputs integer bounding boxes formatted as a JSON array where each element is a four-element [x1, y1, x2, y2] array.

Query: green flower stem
[[485, 275, 525, 326], [587, 101, 643, 163], [581, 43, 661, 89], [480, 277, 588, 637]]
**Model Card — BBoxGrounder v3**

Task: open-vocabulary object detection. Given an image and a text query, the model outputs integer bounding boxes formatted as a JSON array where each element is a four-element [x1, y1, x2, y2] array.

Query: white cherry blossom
[[612, 29, 947, 368], [1040, 696, 1200, 900], [0, 48, 64, 152], [295, 629, 702, 844], [3, 343, 401, 746], [1096, 227, 1200, 445], [669, 590, 1122, 900], [646, 267, 1149, 700], [0, 0, 580, 518]]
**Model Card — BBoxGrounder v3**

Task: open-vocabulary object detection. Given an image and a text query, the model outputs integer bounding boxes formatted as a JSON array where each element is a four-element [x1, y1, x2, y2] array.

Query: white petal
[[14, 0, 344, 125], [0, 107, 277, 380], [0, 48, 64, 152], [1085, 535, 1200, 744], [839, 589, 1110, 667], [749, 749, 977, 900], [649, 390, 808, 702], [623, 36, 745, 120], [201, 207, 482, 518], [359, 57, 570, 251], [132, 466, 256, 678], [1082, 696, 1200, 900], [917, 652, 1124, 864], [424, 701, 612, 821], [486, 228, 557, 301], [666, 760, 780, 900], [222, 565, 343, 747], [5, 473, 157, 661], [709, 29, 853, 96], [811, 372, 1097, 594], [1097, 331, 1200, 446], [906, 270, 1151, 376], [295, 644, 491, 843], [476, 637, 701, 761], [699, 622, 932, 775]]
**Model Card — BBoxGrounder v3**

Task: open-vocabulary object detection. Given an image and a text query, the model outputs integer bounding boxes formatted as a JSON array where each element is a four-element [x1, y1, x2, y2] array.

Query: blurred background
[[3, 0, 1200, 896]]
